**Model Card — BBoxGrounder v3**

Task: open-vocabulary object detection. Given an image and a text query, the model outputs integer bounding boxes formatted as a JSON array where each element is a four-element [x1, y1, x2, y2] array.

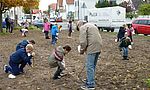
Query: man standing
[[5, 15, 11, 32], [77, 21, 102, 90]]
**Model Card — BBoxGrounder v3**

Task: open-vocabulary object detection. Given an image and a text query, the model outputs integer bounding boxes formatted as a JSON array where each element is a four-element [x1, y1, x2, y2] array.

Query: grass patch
[[28, 25, 39, 30], [14, 26, 22, 30], [13, 25, 41, 31], [145, 78, 150, 88], [0, 32, 9, 36]]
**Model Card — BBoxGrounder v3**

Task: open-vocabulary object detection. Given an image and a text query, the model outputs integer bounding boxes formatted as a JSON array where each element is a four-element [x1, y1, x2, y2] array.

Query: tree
[[23, 0, 39, 14], [0, 0, 39, 32], [0, 0, 24, 32], [95, 0, 118, 8], [119, 1, 135, 13], [138, 4, 150, 15]]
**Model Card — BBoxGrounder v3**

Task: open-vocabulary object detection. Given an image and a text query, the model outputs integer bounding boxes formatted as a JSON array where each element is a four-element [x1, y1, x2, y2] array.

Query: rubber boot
[[122, 56, 129, 60]]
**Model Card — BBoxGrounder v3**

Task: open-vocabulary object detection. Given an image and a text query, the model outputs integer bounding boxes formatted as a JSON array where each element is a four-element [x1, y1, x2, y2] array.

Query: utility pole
[[78, 0, 79, 20]]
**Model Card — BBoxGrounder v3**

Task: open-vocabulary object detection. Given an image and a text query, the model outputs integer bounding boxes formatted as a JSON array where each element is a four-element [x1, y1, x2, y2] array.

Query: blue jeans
[[51, 35, 56, 45], [85, 52, 100, 87], [122, 47, 128, 57]]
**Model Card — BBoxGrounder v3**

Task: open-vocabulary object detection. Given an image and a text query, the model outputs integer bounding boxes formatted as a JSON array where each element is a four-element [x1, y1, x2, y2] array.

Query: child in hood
[[51, 23, 59, 45], [48, 45, 71, 80]]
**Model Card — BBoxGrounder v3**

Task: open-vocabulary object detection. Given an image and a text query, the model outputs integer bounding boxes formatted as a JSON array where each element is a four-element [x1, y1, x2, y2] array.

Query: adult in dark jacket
[[16, 39, 35, 51], [4, 44, 35, 79], [5, 15, 11, 32]]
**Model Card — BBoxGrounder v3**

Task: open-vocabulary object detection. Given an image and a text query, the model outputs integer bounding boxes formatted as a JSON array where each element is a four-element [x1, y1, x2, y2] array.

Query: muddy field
[[0, 29, 150, 90]]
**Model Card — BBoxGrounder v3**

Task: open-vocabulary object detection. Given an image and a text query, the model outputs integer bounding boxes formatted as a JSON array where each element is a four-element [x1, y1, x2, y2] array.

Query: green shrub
[[28, 25, 38, 30], [14, 26, 22, 30], [145, 78, 150, 87], [0, 32, 9, 36]]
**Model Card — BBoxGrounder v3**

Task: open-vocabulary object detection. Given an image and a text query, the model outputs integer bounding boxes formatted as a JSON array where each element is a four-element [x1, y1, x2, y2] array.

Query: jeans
[[51, 35, 56, 45], [85, 52, 100, 87], [122, 47, 128, 57]]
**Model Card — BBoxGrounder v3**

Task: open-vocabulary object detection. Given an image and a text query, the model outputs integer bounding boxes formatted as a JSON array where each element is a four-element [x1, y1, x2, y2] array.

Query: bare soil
[[0, 30, 150, 90]]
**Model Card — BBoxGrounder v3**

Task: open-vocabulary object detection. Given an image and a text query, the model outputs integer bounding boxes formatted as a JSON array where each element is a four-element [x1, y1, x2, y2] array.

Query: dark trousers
[[10, 26, 14, 33], [44, 31, 49, 38], [6, 24, 11, 32], [53, 66, 63, 79], [6, 60, 27, 75], [68, 30, 72, 37]]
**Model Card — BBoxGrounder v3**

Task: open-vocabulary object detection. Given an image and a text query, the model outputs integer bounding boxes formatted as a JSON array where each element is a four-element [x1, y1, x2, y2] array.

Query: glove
[[77, 45, 81, 53], [31, 52, 35, 56], [128, 45, 132, 49]]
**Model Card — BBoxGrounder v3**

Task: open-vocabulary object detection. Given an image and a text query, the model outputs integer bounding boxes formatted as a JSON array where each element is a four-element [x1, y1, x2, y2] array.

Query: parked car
[[32, 20, 43, 28], [132, 18, 150, 35], [50, 18, 55, 22], [56, 17, 63, 22]]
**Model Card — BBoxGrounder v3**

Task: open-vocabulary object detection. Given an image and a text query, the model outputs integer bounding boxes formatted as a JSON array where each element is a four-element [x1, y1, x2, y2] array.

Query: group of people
[[3, 20, 134, 90], [43, 18, 73, 45], [5, 15, 30, 37], [4, 40, 35, 78], [3, 20, 102, 90], [116, 24, 134, 60], [5, 15, 14, 33]]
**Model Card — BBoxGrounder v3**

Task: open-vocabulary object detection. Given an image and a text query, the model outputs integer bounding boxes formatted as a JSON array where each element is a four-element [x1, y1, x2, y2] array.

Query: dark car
[[32, 20, 43, 28]]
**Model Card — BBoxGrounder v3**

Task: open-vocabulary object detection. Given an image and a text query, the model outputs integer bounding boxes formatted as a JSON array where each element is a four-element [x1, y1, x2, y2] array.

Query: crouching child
[[119, 36, 132, 60], [4, 44, 35, 79], [48, 45, 71, 80], [20, 28, 28, 37]]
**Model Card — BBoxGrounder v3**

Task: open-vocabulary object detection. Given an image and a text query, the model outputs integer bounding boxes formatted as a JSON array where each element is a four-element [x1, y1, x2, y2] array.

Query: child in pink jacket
[[43, 18, 50, 39]]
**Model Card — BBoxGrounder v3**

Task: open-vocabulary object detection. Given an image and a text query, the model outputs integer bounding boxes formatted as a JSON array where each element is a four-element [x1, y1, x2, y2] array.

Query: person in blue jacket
[[4, 44, 35, 79], [51, 23, 59, 45], [16, 39, 35, 51]]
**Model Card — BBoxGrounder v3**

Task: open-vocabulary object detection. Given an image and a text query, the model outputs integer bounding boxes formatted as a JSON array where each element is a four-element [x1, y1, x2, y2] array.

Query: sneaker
[[80, 85, 95, 90], [52, 76, 61, 80], [8, 74, 16, 79], [3, 65, 8, 73]]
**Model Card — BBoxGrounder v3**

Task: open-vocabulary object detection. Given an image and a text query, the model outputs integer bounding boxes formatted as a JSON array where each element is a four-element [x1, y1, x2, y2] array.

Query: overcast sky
[[39, 0, 56, 11]]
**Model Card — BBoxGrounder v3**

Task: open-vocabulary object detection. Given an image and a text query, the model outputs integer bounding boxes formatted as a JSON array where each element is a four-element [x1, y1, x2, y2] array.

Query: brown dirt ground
[[0, 29, 150, 90]]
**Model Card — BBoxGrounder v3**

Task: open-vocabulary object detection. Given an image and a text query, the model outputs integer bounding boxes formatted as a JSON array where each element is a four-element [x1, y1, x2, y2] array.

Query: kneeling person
[[4, 44, 35, 78]]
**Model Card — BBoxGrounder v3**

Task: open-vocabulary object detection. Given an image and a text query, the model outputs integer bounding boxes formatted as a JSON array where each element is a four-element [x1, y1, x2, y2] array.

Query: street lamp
[[78, 0, 80, 20]]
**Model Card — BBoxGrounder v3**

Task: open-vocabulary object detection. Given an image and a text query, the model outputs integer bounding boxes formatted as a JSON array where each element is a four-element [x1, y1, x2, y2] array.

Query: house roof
[[49, 3, 57, 11], [58, 0, 63, 7], [66, 0, 74, 4]]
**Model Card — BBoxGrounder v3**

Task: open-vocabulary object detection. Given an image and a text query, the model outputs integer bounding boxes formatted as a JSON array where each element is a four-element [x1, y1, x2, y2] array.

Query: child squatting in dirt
[[3, 44, 35, 79], [48, 45, 71, 80]]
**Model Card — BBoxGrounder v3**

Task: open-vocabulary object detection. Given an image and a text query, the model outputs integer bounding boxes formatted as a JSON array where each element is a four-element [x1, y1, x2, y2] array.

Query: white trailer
[[87, 6, 126, 32]]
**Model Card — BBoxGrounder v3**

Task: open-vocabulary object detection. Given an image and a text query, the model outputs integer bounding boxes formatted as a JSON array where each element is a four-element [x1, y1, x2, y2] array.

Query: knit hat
[[26, 44, 34, 51]]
